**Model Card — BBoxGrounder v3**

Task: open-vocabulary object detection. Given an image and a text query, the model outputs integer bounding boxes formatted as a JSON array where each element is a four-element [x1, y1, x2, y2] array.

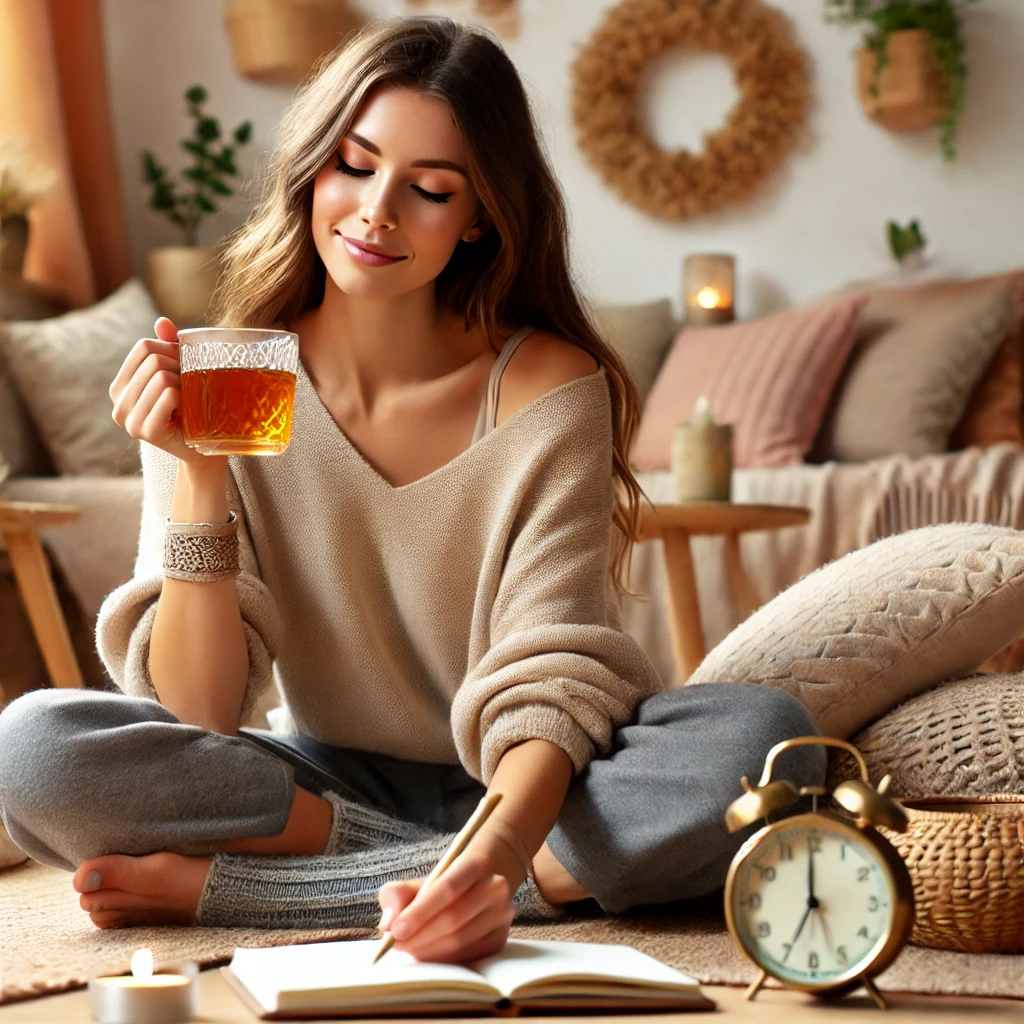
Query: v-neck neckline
[[294, 355, 606, 494]]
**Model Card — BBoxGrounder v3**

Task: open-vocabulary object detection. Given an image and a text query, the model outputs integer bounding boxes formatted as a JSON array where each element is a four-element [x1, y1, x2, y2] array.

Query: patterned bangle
[[163, 511, 241, 583], [489, 819, 535, 881]]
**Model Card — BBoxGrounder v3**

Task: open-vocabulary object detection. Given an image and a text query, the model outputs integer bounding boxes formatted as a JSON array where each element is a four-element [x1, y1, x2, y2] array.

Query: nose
[[359, 176, 397, 233]]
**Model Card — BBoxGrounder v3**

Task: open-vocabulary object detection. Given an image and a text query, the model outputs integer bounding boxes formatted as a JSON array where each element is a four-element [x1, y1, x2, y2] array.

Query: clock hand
[[807, 835, 815, 901], [816, 906, 835, 955], [789, 902, 812, 949]]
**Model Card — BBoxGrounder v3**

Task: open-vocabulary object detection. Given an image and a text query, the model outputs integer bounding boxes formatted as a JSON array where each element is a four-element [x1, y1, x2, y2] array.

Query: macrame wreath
[[571, 0, 810, 221]]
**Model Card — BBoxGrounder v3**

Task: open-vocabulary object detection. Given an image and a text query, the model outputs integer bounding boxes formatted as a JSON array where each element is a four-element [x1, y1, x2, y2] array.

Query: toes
[[80, 890, 152, 914], [73, 854, 135, 894]]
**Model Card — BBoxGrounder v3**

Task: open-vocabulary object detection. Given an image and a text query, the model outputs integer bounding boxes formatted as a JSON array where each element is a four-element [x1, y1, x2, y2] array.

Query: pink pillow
[[632, 295, 868, 469]]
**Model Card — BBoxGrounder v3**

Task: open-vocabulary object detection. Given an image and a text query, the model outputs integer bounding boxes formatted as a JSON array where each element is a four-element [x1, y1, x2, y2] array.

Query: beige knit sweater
[[95, 360, 664, 784]]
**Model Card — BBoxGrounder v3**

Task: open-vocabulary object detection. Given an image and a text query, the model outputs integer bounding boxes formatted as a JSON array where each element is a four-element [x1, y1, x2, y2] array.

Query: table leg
[[724, 531, 762, 621], [4, 529, 83, 688], [660, 528, 706, 684]]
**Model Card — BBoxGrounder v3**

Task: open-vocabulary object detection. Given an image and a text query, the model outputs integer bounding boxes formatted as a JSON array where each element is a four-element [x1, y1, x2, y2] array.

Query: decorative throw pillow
[[0, 354, 53, 477], [0, 279, 157, 476], [631, 294, 867, 470], [825, 673, 1024, 797], [812, 277, 1013, 462], [687, 524, 1024, 740], [949, 268, 1024, 449], [592, 299, 677, 404]]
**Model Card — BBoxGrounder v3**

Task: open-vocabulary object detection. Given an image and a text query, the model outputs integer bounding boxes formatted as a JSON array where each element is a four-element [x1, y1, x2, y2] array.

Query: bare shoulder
[[495, 330, 600, 428]]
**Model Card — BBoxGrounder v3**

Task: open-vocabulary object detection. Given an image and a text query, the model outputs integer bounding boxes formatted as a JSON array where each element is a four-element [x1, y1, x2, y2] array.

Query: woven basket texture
[[825, 673, 1024, 953]]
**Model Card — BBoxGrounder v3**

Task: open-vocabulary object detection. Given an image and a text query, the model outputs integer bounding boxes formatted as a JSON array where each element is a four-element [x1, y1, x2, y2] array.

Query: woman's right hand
[[110, 317, 214, 471]]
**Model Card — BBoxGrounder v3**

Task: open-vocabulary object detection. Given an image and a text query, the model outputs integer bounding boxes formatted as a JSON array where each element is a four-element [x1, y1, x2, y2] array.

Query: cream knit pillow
[[688, 524, 1024, 739], [825, 673, 1024, 797]]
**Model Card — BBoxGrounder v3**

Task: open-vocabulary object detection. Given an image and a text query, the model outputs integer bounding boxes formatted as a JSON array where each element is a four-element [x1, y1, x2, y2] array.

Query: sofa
[[3, 268, 1024, 716]]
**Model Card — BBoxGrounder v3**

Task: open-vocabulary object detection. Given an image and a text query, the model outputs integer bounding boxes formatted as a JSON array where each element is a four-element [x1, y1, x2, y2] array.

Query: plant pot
[[857, 28, 947, 133], [224, 0, 360, 83], [145, 245, 220, 327], [0, 213, 30, 276]]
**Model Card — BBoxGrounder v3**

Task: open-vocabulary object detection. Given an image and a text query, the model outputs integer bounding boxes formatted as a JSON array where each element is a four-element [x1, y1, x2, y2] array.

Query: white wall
[[102, 0, 1024, 319]]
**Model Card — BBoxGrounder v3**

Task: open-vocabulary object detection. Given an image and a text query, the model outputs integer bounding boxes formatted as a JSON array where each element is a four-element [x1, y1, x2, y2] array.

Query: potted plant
[[0, 140, 57, 276], [823, 0, 981, 161], [141, 85, 252, 325]]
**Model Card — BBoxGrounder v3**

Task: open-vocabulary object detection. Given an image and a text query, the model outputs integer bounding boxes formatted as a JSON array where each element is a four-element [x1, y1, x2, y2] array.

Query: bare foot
[[72, 852, 213, 930], [532, 841, 591, 905]]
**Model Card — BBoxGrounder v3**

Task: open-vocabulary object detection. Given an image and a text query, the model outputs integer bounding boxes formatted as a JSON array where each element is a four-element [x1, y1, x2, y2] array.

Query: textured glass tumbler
[[177, 328, 299, 456]]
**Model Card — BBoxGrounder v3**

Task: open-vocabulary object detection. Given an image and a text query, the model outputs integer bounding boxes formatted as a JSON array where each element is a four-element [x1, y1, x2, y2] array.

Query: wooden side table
[[0, 500, 84, 689], [638, 502, 810, 684]]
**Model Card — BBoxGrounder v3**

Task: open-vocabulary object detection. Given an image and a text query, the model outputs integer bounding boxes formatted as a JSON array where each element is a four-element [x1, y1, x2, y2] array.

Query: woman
[[0, 16, 824, 964]]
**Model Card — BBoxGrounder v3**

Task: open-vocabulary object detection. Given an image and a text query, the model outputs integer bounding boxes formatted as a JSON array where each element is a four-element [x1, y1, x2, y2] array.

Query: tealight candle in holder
[[672, 395, 733, 502], [88, 949, 199, 1024], [683, 254, 735, 326]]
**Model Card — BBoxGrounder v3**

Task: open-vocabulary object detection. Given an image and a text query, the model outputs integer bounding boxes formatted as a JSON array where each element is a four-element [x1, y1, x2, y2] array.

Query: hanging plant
[[824, 0, 981, 161]]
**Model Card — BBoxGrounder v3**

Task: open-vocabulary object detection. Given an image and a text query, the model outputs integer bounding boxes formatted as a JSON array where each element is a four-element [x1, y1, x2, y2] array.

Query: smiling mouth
[[339, 234, 407, 266]]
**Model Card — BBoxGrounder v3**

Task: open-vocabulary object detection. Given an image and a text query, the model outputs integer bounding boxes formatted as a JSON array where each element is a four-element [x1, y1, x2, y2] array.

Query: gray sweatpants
[[0, 683, 825, 915]]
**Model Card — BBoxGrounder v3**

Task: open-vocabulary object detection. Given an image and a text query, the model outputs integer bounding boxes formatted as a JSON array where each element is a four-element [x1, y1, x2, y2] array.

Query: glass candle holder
[[683, 254, 736, 326], [88, 956, 199, 1024], [177, 327, 299, 456]]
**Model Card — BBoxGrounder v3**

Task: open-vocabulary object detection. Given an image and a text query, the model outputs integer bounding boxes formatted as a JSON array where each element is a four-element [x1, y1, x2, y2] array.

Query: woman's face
[[311, 83, 487, 301]]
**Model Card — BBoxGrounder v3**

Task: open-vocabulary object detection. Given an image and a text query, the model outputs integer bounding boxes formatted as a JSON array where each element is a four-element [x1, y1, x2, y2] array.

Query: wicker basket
[[224, 0, 359, 83], [878, 794, 1024, 954]]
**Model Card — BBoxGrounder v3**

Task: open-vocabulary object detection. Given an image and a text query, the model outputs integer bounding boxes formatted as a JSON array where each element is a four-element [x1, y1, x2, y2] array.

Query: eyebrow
[[344, 131, 468, 177]]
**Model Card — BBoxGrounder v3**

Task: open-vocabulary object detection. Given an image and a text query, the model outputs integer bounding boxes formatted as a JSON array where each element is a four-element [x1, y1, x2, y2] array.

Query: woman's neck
[[293, 281, 490, 417]]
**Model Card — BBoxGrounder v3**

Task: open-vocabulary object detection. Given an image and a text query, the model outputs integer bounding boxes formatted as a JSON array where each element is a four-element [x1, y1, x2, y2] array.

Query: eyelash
[[334, 154, 454, 204]]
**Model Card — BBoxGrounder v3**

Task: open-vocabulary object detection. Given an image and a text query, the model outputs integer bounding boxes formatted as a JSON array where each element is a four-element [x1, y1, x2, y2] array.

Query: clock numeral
[[755, 865, 776, 881], [782, 942, 792, 963], [857, 867, 870, 882], [746, 893, 761, 910], [867, 895, 880, 912], [858, 926, 869, 939], [840, 844, 846, 861], [780, 842, 793, 860], [836, 946, 848, 965], [808, 835, 822, 854], [808, 952, 819, 970], [756, 921, 771, 938]]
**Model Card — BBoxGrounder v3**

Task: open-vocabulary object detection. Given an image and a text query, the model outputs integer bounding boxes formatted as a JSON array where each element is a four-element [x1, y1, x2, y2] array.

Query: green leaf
[[197, 118, 220, 142], [233, 121, 252, 145], [181, 140, 206, 156], [195, 193, 218, 213], [185, 85, 208, 105], [182, 167, 208, 182], [141, 151, 164, 183], [208, 178, 233, 195]]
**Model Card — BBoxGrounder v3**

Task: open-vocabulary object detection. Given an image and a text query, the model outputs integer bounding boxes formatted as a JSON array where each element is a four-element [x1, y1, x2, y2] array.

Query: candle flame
[[131, 948, 154, 981], [696, 286, 724, 310]]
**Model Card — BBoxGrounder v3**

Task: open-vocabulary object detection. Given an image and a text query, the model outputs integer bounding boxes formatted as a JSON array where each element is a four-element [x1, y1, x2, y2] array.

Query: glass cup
[[177, 327, 299, 456]]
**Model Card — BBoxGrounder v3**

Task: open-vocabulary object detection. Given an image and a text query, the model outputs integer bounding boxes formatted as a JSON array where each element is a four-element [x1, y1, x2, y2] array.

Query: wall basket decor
[[571, 0, 810, 222]]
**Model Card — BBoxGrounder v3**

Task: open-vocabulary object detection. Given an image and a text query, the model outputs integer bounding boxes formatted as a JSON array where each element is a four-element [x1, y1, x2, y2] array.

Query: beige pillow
[[0, 279, 156, 476], [0, 355, 53, 477], [825, 673, 1024, 797], [813, 278, 1013, 462], [592, 299, 676, 403], [687, 524, 1024, 740]]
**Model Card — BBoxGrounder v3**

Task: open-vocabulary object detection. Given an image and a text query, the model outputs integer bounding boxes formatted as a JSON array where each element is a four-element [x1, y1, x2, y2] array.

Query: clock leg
[[744, 969, 767, 1001], [861, 975, 888, 1010]]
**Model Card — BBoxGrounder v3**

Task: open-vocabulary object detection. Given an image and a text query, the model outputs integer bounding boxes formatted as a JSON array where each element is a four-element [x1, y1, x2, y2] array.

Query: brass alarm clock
[[722, 736, 914, 1010]]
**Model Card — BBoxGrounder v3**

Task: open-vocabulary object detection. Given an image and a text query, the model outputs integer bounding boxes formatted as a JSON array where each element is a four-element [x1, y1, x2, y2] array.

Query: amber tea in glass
[[177, 328, 299, 456]]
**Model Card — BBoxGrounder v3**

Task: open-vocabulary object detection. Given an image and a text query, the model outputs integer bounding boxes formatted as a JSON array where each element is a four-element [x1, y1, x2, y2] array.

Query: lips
[[341, 236, 406, 267]]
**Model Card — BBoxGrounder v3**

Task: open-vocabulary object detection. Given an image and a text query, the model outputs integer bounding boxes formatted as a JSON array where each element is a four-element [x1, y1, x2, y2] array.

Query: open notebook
[[221, 938, 715, 1018]]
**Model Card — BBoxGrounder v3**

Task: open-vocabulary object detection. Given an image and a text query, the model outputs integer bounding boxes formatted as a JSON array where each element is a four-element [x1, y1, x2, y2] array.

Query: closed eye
[[335, 154, 454, 204]]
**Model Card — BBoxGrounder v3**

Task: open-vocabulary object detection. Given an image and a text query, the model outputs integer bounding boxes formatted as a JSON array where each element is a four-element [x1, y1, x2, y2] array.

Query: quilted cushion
[[687, 524, 1024, 739], [826, 673, 1024, 797]]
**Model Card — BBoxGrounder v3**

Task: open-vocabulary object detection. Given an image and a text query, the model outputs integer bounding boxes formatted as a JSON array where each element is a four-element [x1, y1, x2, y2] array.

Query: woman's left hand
[[377, 848, 516, 964]]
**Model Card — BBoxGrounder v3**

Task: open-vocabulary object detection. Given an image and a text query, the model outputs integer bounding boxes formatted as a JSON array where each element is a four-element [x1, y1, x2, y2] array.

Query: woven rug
[[1, 860, 1021, 1006]]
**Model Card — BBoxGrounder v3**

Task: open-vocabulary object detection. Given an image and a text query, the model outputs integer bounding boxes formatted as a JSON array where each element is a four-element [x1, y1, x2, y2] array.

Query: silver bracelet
[[163, 511, 241, 583]]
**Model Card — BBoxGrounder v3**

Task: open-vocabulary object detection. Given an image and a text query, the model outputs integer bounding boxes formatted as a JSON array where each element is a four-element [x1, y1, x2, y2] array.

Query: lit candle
[[695, 286, 724, 310], [88, 949, 199, 1024]]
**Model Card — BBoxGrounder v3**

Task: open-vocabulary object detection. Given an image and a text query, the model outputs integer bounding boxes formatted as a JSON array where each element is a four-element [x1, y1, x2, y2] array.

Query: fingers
[[111, 351, 180, 429], [396, 873, 510, 951], [155, 317, 179, 342], [378, 879, 424, 924], [109, 338, 180, 409], [408, 921, 513, 965], [389, 852, 491, 940]]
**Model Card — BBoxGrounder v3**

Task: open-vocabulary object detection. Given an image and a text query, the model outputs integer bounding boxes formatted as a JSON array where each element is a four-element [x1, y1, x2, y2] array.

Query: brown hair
[[209, 15, 649, 598]]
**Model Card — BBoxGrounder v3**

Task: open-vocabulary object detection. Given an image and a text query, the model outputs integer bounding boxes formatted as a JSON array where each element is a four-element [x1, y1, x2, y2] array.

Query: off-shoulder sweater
[[94, 329, 664, 785]]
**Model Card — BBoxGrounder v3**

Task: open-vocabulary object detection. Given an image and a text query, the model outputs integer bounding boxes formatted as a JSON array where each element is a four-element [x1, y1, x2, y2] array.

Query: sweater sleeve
[[450, 378, 665, 784], [95, 443, 281, 726]]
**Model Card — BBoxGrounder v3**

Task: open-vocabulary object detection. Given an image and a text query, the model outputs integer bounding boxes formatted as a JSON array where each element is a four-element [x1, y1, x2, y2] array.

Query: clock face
[[729, 818, 896, 987]]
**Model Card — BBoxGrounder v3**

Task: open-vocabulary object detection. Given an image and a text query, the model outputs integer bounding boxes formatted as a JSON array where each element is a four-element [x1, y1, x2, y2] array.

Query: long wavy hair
[[209, 15, 649, 599]]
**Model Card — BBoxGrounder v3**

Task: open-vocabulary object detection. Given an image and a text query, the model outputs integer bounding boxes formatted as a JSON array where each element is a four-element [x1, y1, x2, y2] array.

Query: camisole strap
[[470, 325, 538, 444]]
